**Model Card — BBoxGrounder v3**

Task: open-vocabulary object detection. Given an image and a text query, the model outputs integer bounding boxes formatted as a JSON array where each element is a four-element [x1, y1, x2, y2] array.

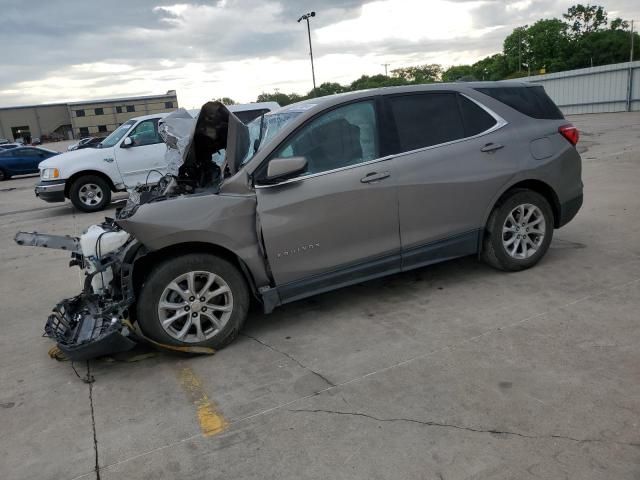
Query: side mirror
[[121, 137, 133, 148], [265, 156, 308, 182]]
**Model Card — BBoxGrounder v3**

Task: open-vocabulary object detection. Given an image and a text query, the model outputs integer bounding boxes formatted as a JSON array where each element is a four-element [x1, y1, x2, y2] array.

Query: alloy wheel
[[157, 271, 233, 343], [502, 203, 546, 259]]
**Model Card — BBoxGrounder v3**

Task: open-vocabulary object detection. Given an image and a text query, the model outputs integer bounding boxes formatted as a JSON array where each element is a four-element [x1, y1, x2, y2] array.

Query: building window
[[165, 101, 174, 108], [116, 106, 122, 113], [79, 127, 89, 137], [95, 108, 104, 115], [126, 105, 135, 112], [98, 125, 108, 133], [76, 110, 85, 117]]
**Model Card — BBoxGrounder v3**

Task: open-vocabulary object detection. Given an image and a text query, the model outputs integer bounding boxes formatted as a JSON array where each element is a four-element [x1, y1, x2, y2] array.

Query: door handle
[[360, 171, 390, 183], [481, 143, 504, 153]]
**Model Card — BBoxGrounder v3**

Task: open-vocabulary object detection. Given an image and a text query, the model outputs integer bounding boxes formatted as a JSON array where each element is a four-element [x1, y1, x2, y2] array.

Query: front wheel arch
[[132, 242, 260, 304], [64, 170, 116, 198]]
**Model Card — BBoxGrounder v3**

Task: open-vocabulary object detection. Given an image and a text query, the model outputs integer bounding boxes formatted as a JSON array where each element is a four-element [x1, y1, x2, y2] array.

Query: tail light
[[559, 124, 579, 146]]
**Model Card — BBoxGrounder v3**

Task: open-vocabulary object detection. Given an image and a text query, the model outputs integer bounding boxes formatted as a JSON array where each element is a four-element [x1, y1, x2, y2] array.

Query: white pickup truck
[[35, 102, 280, 212]]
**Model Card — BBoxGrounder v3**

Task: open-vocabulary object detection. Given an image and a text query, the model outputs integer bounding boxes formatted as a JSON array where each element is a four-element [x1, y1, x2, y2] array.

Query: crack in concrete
[[241, 333, 335, 388], [288, 408, 640, 448], [86, 362, 101, 480]]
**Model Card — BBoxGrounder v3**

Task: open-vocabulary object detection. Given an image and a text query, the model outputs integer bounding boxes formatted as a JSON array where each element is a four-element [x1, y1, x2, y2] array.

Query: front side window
[[100, 120, 135, 148], [128, 119, 162, 147], [388, 93, 464, 153], [271, 101, 379, 175]]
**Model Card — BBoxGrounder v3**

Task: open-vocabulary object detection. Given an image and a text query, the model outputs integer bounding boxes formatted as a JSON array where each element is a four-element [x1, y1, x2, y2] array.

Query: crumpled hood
[[160, 101, 250, 185]]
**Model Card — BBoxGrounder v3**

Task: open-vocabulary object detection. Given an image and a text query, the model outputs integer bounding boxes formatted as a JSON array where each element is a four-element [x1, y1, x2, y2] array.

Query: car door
[[385, 92, 517, 270], [8, 148, 43, 173], [114, 118, 167, 186], [255, 99, 401, 299]]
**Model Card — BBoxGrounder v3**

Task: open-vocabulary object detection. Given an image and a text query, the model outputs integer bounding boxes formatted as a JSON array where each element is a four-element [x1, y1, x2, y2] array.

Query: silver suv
[[17, 82, 583, 359]]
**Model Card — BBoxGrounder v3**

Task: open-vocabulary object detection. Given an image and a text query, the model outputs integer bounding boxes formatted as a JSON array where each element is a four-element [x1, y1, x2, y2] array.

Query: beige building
[[0, 90, 178, 142]]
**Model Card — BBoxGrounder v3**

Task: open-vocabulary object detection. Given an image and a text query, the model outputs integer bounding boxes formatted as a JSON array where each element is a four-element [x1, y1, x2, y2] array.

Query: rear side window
[[458, 96, 497, 136], [475, 86, 563, 120], [388, 93, 464, 152]]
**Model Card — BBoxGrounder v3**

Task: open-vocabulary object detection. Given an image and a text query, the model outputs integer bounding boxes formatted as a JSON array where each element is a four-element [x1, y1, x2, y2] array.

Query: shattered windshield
[[100, 120, 136, 148], [241, 111, 301, 165]]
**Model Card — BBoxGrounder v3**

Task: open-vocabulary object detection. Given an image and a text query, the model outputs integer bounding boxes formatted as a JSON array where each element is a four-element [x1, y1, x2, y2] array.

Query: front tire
[[482, 189, 554, 271], [137, 254, 250, 350], [70, 175, 111, 212]]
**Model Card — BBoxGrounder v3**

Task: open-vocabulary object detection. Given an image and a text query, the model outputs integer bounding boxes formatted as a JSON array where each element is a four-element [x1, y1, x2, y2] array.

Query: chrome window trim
[[255, 93, 507, 189]]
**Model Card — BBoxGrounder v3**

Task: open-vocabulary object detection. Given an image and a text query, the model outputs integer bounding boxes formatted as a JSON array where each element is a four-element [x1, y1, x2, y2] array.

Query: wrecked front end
[[15, 102, 250, 360], [15, 222, 139, 360]]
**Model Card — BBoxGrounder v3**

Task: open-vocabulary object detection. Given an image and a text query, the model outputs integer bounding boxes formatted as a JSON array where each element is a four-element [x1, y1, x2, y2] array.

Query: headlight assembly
[[41, 168, 60, 180]]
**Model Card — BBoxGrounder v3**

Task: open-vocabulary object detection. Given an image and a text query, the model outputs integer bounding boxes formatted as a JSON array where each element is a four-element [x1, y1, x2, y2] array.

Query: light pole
[[381, 63, 390, 76], [298, 11, 317, 93]]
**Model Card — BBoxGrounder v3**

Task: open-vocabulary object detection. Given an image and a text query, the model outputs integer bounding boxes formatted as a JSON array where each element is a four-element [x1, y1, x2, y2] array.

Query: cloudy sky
[[1, 0, 638, 109]]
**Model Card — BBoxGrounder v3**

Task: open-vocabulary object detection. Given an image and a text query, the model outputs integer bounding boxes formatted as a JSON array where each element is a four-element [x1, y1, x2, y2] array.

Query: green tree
[[214, 97, 236, 105], [442, 65, 475, 82], [348, 74, 408, 90], [609, 17, 629, 30], [526, 19, 571, 72], [563, 4, 608, 36], [503, 26, 530, 74], [391, 64, 443, 83], [256, 91, 302, 106], [308, 82, 348, 98], [571, 28, 640, 68], [471, 54, 509, 80]]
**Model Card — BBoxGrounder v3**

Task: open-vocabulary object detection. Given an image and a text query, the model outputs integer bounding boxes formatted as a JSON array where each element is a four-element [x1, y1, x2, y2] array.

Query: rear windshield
[[474, 86, 563, 120]]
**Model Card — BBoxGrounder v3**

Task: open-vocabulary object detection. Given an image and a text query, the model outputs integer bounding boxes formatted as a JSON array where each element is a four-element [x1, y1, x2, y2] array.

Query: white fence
[[523, 61, 640, 114]]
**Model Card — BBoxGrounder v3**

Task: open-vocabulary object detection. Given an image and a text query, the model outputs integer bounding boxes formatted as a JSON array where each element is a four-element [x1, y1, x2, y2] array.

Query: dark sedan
[[0, 146, 59, 180]]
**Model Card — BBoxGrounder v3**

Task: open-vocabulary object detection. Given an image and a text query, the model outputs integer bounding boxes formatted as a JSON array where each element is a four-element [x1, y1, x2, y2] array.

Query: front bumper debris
[[45, 295, 136, 361], [15, 231, 80, 252], [16, 225, 139, 361]]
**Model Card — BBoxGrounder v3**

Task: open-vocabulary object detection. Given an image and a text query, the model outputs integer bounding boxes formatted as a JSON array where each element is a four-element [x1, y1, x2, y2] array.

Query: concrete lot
[[0, 112, 639, 480]]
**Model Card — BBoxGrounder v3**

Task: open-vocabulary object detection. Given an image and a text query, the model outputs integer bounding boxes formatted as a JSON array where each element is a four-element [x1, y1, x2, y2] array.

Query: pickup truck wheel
[[70, 175, 111, 212], [482, 189, 554, 271], [137, 254, 249, 350]]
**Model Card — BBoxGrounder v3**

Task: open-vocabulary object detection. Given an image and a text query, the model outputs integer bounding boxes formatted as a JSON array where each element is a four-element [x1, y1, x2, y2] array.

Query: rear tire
[[69, 175, 111, 212], [137, 254, 249, 350], [482, 189, 554, 271]]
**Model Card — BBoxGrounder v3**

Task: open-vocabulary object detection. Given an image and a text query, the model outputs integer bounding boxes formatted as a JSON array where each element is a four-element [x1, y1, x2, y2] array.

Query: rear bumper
[[558, 193, 583, 227], [35, 180, 66, 203]]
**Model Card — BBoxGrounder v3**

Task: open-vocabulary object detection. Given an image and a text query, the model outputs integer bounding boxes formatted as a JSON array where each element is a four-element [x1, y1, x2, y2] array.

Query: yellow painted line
[[178, 366, 227, 437]]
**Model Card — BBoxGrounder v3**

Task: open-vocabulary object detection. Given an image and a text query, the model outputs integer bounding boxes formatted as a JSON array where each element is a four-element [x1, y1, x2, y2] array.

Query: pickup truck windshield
[[100, 120, 136, 148], [241, 111, 301, 165]]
